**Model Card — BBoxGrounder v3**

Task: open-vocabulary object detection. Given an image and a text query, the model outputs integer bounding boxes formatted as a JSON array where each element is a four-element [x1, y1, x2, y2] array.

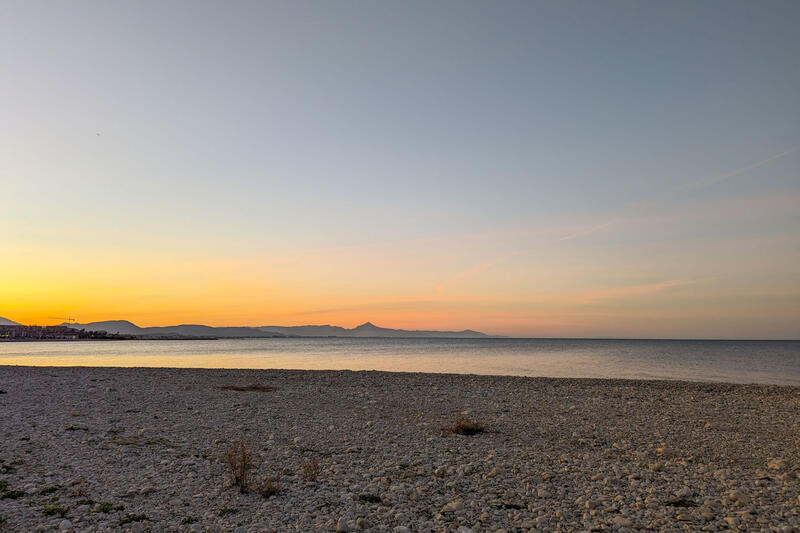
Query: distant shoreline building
[[0, 325, 127, 340]]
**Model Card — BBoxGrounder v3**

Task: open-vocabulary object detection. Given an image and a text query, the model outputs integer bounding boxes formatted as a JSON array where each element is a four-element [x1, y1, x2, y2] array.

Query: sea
[[1, 337, 800, 385]]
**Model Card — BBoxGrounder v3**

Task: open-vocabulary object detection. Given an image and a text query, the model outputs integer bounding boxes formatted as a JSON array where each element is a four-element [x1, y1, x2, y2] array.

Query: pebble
[[442, 499, 465, 512]]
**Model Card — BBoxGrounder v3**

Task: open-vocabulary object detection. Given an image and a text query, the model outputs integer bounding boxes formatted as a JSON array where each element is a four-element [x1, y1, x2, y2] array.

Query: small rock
[[442, 499, 465, 512], [656, 446, 677, 458], [59, 519, 72, 531], [612, 516, 633, 527], [728, 489, 747, 503], [767, 458, 787, 471], [336, 517, 349, 532]]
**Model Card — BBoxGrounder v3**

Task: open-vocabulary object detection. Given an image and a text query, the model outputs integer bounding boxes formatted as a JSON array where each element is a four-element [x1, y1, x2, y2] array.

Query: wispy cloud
[[556, 143, 800, 243], [669, 144, 800, 197], [557, 220, 617, 242], [449, 257, 507, 283], [571, 279, 697, 305]]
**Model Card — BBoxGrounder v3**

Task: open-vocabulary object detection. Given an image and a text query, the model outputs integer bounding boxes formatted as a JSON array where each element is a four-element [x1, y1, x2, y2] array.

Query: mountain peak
[[354, 321, 380, 329], [0, 316, 21, 326]]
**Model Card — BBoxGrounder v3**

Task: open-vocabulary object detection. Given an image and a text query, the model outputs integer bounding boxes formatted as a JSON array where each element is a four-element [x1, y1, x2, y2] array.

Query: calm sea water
[[1, 338, 799, 385]]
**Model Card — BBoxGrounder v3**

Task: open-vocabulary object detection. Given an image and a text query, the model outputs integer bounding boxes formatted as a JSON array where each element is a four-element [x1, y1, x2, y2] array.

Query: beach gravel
[[1, 366, 799, 532]]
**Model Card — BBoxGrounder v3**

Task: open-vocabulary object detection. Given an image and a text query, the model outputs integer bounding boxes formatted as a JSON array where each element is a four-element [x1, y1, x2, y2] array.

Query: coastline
[[1, 366, 798, 532]]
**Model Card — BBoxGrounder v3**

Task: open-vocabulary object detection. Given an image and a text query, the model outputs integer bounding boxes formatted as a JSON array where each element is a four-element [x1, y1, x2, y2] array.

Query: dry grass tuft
[[223, 440, 253, 493], [218, 384, 275, 392], [445, 416, 486, 436], [301, 457, 320, 481], [255, 474, 281, 498]]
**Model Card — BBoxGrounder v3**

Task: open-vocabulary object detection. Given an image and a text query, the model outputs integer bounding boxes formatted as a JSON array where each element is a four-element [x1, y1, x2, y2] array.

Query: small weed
[[0, 514, 6, 523], [358, 493, 382, 504], [217, 505, 238, 517], [445, 416, 486, 436], [0, 460, 14, 474], [218, 384, 275, 392], [118, 513, 148, 525], [255, 474, 281, 498], [181, 515, 198, 524], [39, 485, 61, 495], [496, 502, 524, 510], [42, 505, 69, 517], [76, 498, 95, 506], [0, 489, 26, 500], [0, 389, 6, 394], [93, 501, 124, 513], [301, 457, 320, 481], [666, 498, 697, 507], [223, 440, 253, 493], [0, 480, 7, 491], [70, 477, 88, 497]]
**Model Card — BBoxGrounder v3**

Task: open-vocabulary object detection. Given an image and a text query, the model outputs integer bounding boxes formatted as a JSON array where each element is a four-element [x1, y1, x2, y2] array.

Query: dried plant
[[223, 440, 253, 493], [445, 416, 486, 436], [68, 477, 87, 497], [218, 384, 274, 392], [301, 457, 320, 481], [255, 474, 281, 498]]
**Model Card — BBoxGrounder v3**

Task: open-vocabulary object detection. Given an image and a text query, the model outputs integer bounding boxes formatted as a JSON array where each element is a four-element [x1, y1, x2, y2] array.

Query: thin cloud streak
[[669, 143, 800, 197], [571, 279, 697, 305], [557, 220, 617, 242], [556, 143, 800, 243]]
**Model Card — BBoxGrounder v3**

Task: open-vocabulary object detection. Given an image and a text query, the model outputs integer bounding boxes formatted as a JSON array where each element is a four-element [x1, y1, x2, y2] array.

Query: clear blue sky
[[2, 1, 799, 338]]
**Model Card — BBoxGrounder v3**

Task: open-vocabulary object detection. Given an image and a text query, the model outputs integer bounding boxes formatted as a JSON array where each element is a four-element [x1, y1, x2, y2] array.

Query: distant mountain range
[[262, 322, 494, 338], [57, 320, 495, 339], [0, 316, 21, 326]]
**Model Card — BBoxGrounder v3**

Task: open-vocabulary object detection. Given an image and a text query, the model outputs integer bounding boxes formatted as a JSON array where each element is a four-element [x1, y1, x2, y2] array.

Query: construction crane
[[48, 316, 76, 324]]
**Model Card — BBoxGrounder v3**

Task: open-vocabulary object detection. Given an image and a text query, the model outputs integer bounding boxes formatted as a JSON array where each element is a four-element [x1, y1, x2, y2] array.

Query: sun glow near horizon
[[2, 2, 799, 339]]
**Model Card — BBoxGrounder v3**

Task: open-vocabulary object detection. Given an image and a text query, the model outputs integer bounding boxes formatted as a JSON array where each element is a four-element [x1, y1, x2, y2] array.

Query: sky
[[1, 1, 799, 338]]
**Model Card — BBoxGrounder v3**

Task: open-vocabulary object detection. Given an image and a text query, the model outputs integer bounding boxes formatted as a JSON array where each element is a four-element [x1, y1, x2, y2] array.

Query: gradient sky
[[2, 1, 799, 338]]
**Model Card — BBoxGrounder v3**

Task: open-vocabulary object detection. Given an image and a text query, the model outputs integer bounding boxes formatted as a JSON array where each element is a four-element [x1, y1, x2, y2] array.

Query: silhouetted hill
[[0, 316, 21, 326], [66, 320, 495, 338], [64, 321, 286, 338], [66, 320, 143, 335], [260, 322, 494, 338]]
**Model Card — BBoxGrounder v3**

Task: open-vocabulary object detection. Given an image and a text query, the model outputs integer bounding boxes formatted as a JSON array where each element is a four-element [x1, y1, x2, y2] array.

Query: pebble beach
[[1, 366, 799, 532]]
